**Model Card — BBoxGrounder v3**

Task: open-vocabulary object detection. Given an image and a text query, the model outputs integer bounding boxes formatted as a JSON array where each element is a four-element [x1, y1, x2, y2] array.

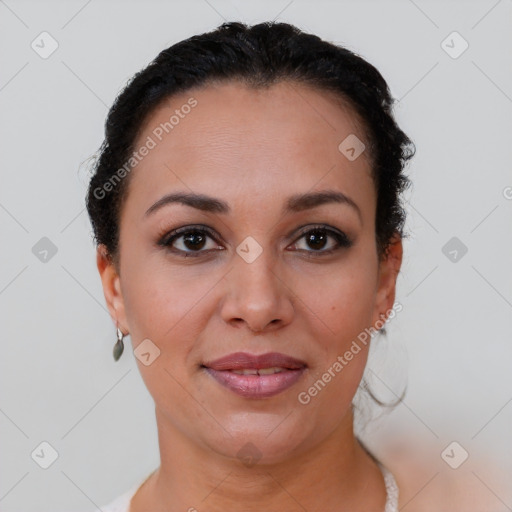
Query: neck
[[135, 406, 387, 512]]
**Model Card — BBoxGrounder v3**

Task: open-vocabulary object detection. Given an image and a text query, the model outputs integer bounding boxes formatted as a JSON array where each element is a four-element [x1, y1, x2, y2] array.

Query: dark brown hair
[[86, 21, 415, 268]]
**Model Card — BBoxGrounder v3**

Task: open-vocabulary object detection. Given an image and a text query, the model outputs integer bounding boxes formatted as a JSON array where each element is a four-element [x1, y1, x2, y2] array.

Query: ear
[[371, 233, 403, 327], [96, 245, 129, 334]]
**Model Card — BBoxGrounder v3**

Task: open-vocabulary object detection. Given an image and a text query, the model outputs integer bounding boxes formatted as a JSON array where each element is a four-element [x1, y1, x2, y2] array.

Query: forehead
[[126, 80, 374, 217]]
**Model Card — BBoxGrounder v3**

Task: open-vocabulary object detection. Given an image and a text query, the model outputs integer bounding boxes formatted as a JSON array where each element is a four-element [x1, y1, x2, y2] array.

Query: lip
[[202, 352, 307, 399], [203, 351, 307, 371]]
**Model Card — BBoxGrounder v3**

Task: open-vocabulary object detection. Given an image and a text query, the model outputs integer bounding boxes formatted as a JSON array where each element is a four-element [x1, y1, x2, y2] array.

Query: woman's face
[[98, 80, 402, 463]]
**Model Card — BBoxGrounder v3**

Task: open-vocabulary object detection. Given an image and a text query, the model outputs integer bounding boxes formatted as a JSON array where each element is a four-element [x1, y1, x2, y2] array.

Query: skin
[[97, 80, 403, 511]]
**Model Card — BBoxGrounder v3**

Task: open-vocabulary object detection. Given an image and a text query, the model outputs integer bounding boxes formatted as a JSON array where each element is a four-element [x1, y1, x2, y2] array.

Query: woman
[[87, 21, 413, 512]]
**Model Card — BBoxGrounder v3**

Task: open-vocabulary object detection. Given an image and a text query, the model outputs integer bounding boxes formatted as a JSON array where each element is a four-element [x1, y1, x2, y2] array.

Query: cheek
[[121, 251, 219, 341], [293, 254, 379, 350], [119, 258, 216, 411], [119, 254, 226, 403], [121, 234, 379, 360], [295, 267, 376, 428]]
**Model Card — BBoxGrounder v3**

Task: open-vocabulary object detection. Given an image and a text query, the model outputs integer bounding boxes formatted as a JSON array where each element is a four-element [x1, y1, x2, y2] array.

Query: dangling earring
[[378, 312, 388, 335], [113, 324, 125, 361]]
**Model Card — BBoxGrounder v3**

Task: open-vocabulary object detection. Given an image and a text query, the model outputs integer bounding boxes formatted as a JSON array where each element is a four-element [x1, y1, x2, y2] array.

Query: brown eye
[[305, 230, 329, 250], [181, 231, 208, 250], [289, 226, 352, 254], [158, 226, 223, 256]]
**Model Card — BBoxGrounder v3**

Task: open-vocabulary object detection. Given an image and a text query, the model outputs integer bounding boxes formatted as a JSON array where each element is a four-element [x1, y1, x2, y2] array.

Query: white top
[[99, 473, 150, 512], [99, 464, 398, 512]]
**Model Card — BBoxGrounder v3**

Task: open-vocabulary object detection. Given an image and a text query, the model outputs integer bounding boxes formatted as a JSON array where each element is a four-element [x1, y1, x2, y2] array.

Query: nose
[[220, 249, 294, 333]]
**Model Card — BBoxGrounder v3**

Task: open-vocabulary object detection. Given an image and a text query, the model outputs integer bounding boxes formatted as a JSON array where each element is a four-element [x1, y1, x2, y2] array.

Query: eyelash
[[157, 224, 353, 258]]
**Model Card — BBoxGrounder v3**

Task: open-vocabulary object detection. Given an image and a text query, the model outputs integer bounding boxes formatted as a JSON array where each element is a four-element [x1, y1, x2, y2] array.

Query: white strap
[[379, 463, 399, 512]]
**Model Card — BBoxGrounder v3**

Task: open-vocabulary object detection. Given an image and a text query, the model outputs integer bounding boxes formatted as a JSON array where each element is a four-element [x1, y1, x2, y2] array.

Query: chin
[[203, 418, 311, 466]]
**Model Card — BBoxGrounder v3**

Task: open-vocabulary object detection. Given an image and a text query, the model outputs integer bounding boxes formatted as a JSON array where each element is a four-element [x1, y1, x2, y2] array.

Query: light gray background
[[1, 0, 511, 511]]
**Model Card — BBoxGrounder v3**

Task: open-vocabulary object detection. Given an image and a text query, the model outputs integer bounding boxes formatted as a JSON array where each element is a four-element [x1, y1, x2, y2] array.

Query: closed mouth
[[201, 352, 307, 399]]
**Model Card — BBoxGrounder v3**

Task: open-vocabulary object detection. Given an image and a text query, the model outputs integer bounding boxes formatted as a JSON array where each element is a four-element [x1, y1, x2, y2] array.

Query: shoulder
[[97, 489, 133, 512], [97, 470, 155, 512], [380, 439, 508, 512]]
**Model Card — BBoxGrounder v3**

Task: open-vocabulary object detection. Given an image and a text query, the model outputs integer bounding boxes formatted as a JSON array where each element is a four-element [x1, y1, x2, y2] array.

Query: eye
[[158, 225, 223, 256], [157, 224, 352, 258], [288, 225, 353, 254]]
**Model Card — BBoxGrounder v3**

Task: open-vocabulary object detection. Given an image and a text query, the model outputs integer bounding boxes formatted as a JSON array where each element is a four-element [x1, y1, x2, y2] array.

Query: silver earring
[[113, 327, 125, 361]]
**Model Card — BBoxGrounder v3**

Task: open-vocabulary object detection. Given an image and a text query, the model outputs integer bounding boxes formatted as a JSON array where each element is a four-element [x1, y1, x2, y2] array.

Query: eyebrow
[[144, 190, 362, 222]]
